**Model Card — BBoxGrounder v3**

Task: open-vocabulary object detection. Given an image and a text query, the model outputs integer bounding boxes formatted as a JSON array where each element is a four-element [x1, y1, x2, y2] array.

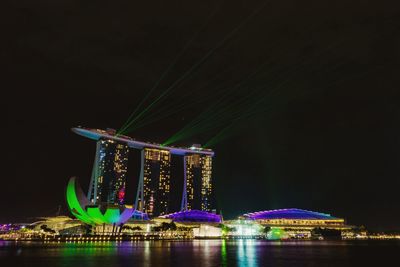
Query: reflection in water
[[0, 240, 398, 267], [203, 240, 210, 259], [143, 241, 151, 266], [221, 239, 227, 267], [60, 242, 118, 267], [237, 239, 258, 267], [245, 240, 258, 267], [61, 242, 117, 256], [196, 239, 220, 266]]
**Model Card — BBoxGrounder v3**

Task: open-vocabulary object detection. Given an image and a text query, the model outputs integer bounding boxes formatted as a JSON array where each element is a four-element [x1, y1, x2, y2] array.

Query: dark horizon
[[3, 0, 400, 231]]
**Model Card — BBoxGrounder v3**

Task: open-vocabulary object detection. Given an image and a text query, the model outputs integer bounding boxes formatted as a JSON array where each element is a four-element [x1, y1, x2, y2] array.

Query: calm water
[[1, 240, 399, 267]]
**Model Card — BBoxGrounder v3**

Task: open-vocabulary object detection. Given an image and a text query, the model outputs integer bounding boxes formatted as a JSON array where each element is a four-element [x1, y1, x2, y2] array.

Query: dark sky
[[2, 0, 400, 231]]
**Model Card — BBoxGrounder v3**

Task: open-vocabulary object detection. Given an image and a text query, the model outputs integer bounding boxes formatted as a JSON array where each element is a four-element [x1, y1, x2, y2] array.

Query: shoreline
[[1, 236, 399, 243]]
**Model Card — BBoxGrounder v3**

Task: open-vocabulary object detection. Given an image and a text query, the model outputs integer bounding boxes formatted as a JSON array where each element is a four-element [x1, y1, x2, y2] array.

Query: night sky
[[3, 0, 400, 231]]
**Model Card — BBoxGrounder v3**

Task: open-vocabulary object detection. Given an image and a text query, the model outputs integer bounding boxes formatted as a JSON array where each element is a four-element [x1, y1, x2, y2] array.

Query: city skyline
[[3, 0, 400, 232]]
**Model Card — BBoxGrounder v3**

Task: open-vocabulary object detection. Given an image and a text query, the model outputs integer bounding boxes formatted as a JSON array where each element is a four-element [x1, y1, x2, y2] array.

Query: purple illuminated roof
[[131, 210, 149, 221], [160, 210, 222, 223], [243, 208, 339, 220], [0, 224, 22, 232]]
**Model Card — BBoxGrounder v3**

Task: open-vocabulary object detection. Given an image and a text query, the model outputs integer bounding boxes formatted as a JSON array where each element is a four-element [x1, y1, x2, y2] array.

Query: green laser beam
[[203, 54, 375, 148], [129, 80, 235, 132], [169, 49, 340, 146], [125, 64, 238, 132], [166, 17, 383, 147], [120, 0, 271, 135], [162, 57, 280, 145], [118, 1, 225, 134]]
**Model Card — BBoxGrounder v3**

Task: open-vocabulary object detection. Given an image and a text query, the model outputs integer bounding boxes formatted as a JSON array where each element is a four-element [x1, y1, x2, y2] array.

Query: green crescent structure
[[66, 177, 134, 225]]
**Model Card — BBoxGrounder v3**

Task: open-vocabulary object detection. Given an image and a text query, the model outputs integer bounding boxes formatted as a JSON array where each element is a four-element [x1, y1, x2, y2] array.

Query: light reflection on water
[[221, 239, 227, 267], [0, 240, 399, 267], [237, 239, 258, 267], [143, 241, 150, 266]]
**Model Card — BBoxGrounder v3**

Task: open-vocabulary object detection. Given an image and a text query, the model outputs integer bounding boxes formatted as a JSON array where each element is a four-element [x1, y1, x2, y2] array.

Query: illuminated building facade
[[72, 127, 215, 222], [200, 155, 213, 211], [242, 208, 350, 232], [238, 208, 353, 239], [182, 152, 213, 212], [88, 138, 129, 205], [137, 148, 171, 217]]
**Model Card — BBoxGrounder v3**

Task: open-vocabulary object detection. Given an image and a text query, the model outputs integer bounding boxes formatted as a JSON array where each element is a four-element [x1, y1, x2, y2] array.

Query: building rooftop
[[243, 208, 340, 220], [72, 127, 214, 156]]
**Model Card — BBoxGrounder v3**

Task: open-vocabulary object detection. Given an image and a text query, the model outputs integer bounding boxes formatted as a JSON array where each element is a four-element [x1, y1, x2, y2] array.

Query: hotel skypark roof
[[72, 127, 214, 156]]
